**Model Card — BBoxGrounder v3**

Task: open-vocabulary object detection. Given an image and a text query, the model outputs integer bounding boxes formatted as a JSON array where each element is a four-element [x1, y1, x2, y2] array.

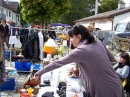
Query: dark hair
[[120, 53, 130, 65], [68, 25, 95, 44], [20, 22, 24, 26], [114, 53, 130, 71], [10, 22, 14, 26], [1, 19, 6, 23]]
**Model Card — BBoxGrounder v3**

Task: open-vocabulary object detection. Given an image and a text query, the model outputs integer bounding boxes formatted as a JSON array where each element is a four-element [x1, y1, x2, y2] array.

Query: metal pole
[[9, 28, 13, 67], [0, 0, 2, 18], [95, 0, 98, 15]]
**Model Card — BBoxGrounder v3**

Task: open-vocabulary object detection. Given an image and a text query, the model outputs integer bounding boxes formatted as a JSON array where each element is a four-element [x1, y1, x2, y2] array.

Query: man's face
[[1, 21, 6, 25]]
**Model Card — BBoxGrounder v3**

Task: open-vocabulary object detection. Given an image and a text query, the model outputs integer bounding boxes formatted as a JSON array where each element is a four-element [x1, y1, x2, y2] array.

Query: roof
[[2, 1, 19, 13], [2, 0, 14, 11], [74, 7, 130, 22], [9, 2, 19, 13]]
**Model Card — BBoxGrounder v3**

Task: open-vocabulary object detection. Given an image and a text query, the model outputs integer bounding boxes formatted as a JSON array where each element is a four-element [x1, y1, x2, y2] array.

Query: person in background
[[9, 22, 16, 47], [87, 26, 93, 35], [19, 22, 25, 48], [6, 20, 11, 41], [33, 25, 124, 97], [113, 53, 130, 79], [62, 26, 69, 35], [0, 20, 9, 50], [0, 38, 6, 85], [6, 20, 11, 33], [113, 52, 130, 94], [47, 24, 56, 39]]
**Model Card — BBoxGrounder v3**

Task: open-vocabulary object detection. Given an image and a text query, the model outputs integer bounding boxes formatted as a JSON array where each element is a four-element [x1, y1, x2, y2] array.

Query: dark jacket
[[9, 26, 16, 36], [20, 28, 26, 43], [33, 32, 40, 61], [0, 24, 9, 37], [23, 29, 40, 60]]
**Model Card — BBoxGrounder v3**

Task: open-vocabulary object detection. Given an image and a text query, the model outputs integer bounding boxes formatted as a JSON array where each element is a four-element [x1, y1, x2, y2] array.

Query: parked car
[[114, 17, 130, 38]]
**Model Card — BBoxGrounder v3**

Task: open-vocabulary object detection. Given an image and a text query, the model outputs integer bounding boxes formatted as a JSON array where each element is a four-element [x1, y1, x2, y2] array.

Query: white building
[[74, 2, 130, 31], [1, 0, 20, 26], [124, 0, 130, 7]]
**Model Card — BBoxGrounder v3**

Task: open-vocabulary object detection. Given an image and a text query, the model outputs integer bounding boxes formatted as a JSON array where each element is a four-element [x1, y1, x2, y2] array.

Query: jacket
[[113, 63, 130, 79], [0, 24, 9, 37], [23, 29, 40, 60]]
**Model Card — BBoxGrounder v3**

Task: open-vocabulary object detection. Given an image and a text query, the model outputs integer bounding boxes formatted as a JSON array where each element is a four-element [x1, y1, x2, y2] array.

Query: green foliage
[[20, 0, 120, 26], [20, 4, 26, 23], [99, 0, 120, 13], [60, 0, 92, 26], [20, 0, 71, 23]]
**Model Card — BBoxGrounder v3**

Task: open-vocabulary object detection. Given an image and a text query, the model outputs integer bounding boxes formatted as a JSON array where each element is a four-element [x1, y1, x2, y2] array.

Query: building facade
[[124, 0, 130, 7], [75, 6, 130, 31], [0, 0, 20, 26]]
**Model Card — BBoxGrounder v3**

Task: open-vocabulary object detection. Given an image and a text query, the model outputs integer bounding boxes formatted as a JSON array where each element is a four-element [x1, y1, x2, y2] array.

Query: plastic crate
[[15, 61, 32, 71], [33, 64, 40, 70], [0, 78, 15, 91], [3, 50, 16, 60]]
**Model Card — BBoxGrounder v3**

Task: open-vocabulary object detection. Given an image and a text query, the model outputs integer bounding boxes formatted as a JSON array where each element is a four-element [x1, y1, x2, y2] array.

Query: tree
[[99, 0, 120, 13], [20, 0, 71, 24], [60, 0, 92, 26]]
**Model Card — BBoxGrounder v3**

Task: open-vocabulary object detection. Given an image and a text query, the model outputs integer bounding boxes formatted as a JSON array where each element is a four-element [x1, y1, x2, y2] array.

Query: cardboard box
[[29, 78, 40, 85], [33, 88, 39, 95], [15, 87, 21, 93]]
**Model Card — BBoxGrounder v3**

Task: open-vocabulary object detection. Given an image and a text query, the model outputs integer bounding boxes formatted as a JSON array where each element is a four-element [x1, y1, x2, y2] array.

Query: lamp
[[43, 39, 57, 62]]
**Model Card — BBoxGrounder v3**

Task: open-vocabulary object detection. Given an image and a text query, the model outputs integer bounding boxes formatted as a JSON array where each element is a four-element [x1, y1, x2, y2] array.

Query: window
[[18, 15, 19, 21], [2, 9, 3, 14], [6, 10, 8, 16], [9, 11, 11, 17], [115, 23, 127, 32], [126, 23, 130, 32]]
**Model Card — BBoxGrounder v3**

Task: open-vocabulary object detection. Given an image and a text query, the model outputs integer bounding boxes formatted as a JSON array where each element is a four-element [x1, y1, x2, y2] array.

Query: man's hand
[[32, 76, 40, 81]]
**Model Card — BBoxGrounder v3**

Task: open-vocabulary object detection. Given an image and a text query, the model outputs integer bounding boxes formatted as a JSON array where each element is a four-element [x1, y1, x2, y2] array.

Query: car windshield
[[115, 23, 127, 32]]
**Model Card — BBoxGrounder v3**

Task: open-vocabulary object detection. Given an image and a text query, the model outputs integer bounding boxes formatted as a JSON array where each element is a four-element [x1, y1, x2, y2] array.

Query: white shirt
[[38, 31, 43, 60], [63, 28, 69, 34]]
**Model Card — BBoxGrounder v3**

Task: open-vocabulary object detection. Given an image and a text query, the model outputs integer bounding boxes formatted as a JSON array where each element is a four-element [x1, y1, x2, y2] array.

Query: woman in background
[[113, 53, 130, 79], [113, 53, 130, 94], [87, 26, 93, 34]]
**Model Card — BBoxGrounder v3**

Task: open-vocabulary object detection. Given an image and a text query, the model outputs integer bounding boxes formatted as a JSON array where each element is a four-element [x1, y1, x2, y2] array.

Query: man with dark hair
[[47, 24, 56, 39], [0, 19, 9, 49], [19, 22, 24, 47]]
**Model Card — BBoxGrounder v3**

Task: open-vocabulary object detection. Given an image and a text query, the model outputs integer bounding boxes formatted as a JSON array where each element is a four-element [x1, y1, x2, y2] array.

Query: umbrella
[[50, 23, 70, 27]]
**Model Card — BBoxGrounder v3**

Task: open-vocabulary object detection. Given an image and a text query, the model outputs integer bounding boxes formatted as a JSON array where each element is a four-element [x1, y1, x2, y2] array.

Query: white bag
[[9, 36, 17, 44], [15, 31, 18, 36]]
